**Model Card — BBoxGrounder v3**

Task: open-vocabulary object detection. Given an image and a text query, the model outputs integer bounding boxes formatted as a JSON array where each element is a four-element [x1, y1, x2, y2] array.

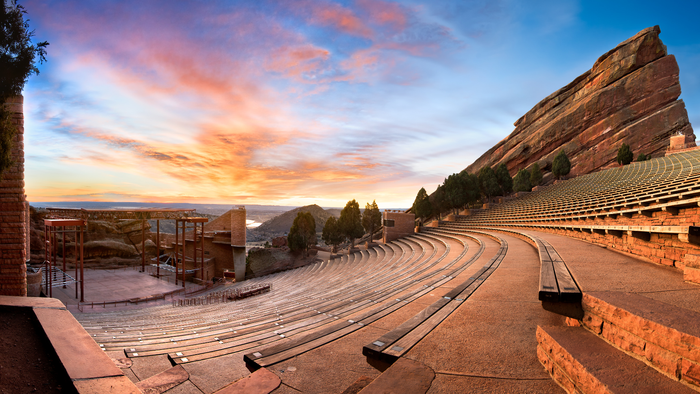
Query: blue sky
[[20, 0, 700, 207]]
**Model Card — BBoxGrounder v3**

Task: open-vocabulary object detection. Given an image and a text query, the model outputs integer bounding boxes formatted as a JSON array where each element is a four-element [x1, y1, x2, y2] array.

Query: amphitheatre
[[3, 25, 700, 394]]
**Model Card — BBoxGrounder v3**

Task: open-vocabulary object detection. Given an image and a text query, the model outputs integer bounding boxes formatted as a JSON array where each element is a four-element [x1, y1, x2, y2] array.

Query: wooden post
[[182, 220, 187, 288], [80, 224, 84, 303], [74, 226, 78, 299], [175, 219, 179, 286], [141, 219, 146, 272], [62, 228, 66, 288], [156, 219, 160, 278]]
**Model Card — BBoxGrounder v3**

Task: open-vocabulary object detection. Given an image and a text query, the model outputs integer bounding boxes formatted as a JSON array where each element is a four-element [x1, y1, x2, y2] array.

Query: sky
[[20, 0, 700, 208]]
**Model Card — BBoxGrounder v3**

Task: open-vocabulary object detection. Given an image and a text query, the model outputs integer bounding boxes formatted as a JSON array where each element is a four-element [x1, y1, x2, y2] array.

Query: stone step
[[357, 358, 434, 394], [537, 325, 697, 393], [568, 291, 700, 389]]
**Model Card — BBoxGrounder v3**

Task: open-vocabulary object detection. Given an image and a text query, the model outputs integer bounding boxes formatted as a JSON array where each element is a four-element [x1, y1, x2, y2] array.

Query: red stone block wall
[[507, 205, 700, 283], [230, 207, 246, 247], [566, 294, 700, 389], [383, 211, 415, 243], [0, 96, 27, 296]]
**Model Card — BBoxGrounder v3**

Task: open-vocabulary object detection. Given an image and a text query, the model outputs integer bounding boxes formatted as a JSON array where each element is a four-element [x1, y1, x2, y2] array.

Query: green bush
[[617, 143, 634, 165], [552, 150, 571, 179], [513, 169, 532, 192], [530, 162, 542, 186]]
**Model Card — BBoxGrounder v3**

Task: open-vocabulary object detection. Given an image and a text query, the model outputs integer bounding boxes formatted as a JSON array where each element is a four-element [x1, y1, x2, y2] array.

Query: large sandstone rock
[[465, 26, 695, 178]]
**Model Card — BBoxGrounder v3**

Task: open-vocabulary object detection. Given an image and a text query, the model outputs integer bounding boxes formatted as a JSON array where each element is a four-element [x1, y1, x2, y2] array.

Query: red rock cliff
[[464, 26, 695, 178]]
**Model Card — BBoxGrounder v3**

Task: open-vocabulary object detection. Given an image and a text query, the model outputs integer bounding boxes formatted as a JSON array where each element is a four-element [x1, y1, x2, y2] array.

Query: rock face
[[464, 26, 695, 178]]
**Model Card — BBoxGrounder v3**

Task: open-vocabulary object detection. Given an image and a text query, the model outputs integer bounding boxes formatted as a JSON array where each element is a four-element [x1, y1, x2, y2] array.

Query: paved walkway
[[51, 267, 203, 312], [522, 230, 700, 313], [406, 232, 566, 393]]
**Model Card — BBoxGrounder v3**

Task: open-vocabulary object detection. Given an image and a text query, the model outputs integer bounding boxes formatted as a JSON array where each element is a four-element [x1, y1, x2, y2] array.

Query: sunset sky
[[22, 0, 700, 208]]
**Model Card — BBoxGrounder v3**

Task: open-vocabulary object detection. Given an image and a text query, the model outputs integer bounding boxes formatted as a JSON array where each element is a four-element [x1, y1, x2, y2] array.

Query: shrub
[[513, 169, 532, 192], [552, 150, 571, 179], [617, 143, 634, 165], [530, 162, 543, 186]]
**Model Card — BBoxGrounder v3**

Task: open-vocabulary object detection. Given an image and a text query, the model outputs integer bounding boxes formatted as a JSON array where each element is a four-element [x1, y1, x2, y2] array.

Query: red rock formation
[[464, 26, 695, 178]]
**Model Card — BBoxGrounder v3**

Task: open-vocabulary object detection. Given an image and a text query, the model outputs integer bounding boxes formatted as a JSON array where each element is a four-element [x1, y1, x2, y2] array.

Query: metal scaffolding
[[44, 218, 85, 301]]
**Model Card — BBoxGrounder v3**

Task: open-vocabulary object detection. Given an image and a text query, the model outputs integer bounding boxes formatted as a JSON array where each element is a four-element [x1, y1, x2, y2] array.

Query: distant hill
[[252, 204, 339, 235]]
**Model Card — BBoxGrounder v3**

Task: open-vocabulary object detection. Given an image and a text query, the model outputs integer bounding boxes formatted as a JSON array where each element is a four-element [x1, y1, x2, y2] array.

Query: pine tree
[[495, 163, 513, 195], [412, 187, 432, 220], [552, 150, 571, 179], [322, 216, 343, 253], [478, 167, 501, 199], [530, 162, 543, 186], [362, 200, 381, 241], [288, 212, 316, 256], [339, 199, 364, 248], [617, 143, 634, 165], [513, 169, 532, 192]]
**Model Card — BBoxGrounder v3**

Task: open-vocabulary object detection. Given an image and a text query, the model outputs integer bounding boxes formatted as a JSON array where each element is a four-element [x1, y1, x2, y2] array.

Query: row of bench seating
[[77, 232, 503, 369]]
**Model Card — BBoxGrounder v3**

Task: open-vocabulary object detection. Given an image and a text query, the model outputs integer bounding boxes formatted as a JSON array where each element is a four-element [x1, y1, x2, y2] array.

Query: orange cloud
[[265, 45, 331, 81], [307, 1, 374, 38], [356, 0, 408, 32]]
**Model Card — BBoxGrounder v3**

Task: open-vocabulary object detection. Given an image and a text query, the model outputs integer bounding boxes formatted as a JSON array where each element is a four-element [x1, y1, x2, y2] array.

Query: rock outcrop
[[464, 26, 695, 178]]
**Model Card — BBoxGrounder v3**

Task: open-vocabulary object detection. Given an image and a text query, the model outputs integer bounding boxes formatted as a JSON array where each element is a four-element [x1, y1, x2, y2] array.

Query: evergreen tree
[[530, 162, 543, 186], [412, 187, 432, 220], [617, 143, 634, 165], [432, 184, 447, 218], [462, 172, 480, 208], [552, 150, 571, 179], [338, 199, 364, 248], [287, 212, 316, 256], [444, 173, 467, 214], [362, 200, 382, 241], [636, 153, 650, 162], [322, 216, 343, 253], [0, 1, 48, 180], [478, 166, 501, 199], [495, 163, 513, 195], [513, 169, 532, 192]]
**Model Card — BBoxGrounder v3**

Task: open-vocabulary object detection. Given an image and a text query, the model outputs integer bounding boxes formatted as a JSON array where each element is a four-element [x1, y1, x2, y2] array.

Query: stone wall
[[506, 205, 700, 284], [464, 26, 695, 179], [0, 96, 27, 296], [230, 206, 246, 247], [383, 211, 415, 243]]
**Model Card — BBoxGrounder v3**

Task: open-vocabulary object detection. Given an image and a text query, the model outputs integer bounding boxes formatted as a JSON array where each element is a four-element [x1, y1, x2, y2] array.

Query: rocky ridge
[[464, 25, 695, 178]]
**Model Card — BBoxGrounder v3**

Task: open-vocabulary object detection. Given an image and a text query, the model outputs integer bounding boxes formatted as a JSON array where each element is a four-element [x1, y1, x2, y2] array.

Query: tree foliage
[[1, 1, 48, 101], [322, 216, 343, 252], [637, 153, 650, 162], [362, 200, 381, 240], [513, 169, 532, 192], [478, 166, 501, 199], [530, 162, 543, 186], [339, 199, 364, 247], [444, 173, 466, 213], [462, 172, 480, 207], [495, 163, 513, 195], [287, 211, 316, 255], [617, 143, 634, 165], [412, 187, 432, 220], [552, 150, 571, 179], [0, 1, 48, 180], [431, 184, 447, 217]]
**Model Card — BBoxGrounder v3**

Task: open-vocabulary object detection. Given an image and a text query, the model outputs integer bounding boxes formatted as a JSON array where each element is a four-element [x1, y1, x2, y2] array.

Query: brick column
[[0, 95, 27, 296], [231, 206, 246, 282]]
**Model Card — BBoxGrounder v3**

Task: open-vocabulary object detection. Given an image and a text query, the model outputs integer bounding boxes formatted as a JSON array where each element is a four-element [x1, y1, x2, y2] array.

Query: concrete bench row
[[362, 230, 507, 365]]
